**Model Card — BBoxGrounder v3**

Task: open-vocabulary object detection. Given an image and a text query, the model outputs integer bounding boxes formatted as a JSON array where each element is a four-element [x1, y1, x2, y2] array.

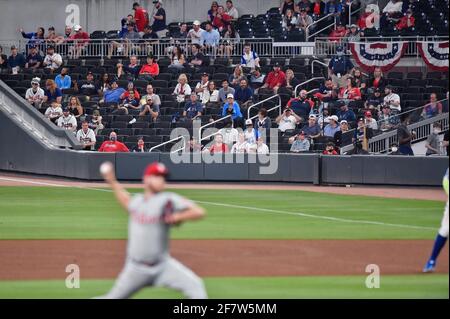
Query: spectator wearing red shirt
[[323, 142, 338, 155], [98, 132, 130, 152], [69, 25, 90, 59], [206, 133, 230, 154], [138, 54, 159, 81], [120, 82, 141, 100], [133, 2, 149, 33], [261, 63, 286, 94], [328, 23, 347, 42], [213, 5, 232, 32], [338, 78, 362, 101], [396, 9, 415, 31], [310, 0, 325, 17]]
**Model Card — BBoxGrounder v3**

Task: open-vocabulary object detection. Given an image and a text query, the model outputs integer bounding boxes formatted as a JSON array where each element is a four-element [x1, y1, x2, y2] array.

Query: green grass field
[[0, 186, 448, 298]]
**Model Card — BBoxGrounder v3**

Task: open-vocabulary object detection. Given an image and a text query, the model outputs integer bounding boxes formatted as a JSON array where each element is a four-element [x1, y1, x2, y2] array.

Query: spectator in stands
[[287, 90, 313, 121], [151, 0, 167, 38], [276, 108, 301, 132], [254, 136, 270, 154], [141, 25, 159, 54], [173, 73, 192, 103], [220, 24, 240, 57], [208, 1, 219, 21], [43, 79, 62, 108], [323, 142, 338, 155], [285, 69, 300, 92], [354, 116, 373, 145], [187, 21, 204, 45], [69, 25, 90, 59], [45, 101, 63, 123], [102, 80, 126, 104], [19, 27, 45, 50], [45, 26, 61, 46], [117, 55, 140, 80], [54, 68, 72, 90], [364, 110, 378, 130], [297, 0, 312, 13], [201, 22, 221, 50], [74, 71, 100, 96], [323, 115, 340, 138], [383, 85, 401, 114], [117, 90, 140, 114], [389, 143, 402, 155], [67, 96, 84, 119], [250, 67, 266, 91], [338, 78, 362, 107], [381, 0, 404, 29], [345, 24, 361, 42], [188, 44, 207, 69], [120, 82, 141, 101], [337, 102, 356, 123], [234, 79, 253, 111], [76, 120, 96, 151], [261, 63, 286, 94], [98, 131, 130, 152], [63, 26, 73, 41], [290, 131, 310, 152], [281, 0, 296, 15], [0, 46, 7, 69], [315, 78, 338, 103], [89, 109, 104, 134], [133, 2, 149, 33], [302, 114, 321, 139], [397, 115, 415, 155], [177, 23, 189, 39], [206, 133, 230, 154], [225, 0, 239, 19], [241, 44, 260, 69], [99, 73, 112, 94], [328, 46, 353, 88], [328, 23, 347, 42], [202, 81, 220, 107], [310, 0, 325, 17], [367, 67, 386, 91], [108, 23, 140, 59], [422, 93, 443, 119], [213, 5, 232, 32], [183, 92, 203, 120], [378, 105, 398, 131], [168, 46, 186, 71], [229, 65, 246, 88], [138, 54, 159, 81], [25, 45, 43, 70], [139, 84, 161, 120], [231, 132, 250, 153], [219, 120, 240, 146], [57, 107, 77, 132], [255, 108, 271, 138], [132, 137, 148, 152], [324, 0, 343, 21], [351, 68, 366, 90], [219, 79, 235, 103], [222, 94, 243, 125], [195, 72, 210, 100], [26, 77, 45, 109], [396, 8, 415, 34], [43, 46, 62, 73], [334, 120, 353, 147], [243, 119, 258, 144], [282, 9, 298, 31], [365, 87, 384, 110], [7, 45, 26, 74], [425, 122, 441, 156], [297, 8, 313, 32]]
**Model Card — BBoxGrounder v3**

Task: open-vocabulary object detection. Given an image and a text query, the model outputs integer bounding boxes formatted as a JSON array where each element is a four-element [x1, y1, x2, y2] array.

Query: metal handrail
[[198, 114, 232, 143], [311, 60, 329, 77], [247, 94, 281, 119], [306, 13, 334, 40], [249, 103, 282, 121], [149, 135, 186, 153], [294, 77, 325, 97]]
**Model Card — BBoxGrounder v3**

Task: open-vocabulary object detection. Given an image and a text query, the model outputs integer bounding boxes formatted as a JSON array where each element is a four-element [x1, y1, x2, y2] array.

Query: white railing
[[149, 135, 186, 153], [294, 77, 325, 97], [198, 114, 232, 143], [306, 13, 335, 41], [247, 94, 281, 119]]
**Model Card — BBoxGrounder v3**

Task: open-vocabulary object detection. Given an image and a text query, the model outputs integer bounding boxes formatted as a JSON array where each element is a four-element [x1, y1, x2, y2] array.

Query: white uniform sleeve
[[89, 129, 96, 142], [168, 193, 194, 213], [70, 116, 78, 131], [56, 117, 63, 127]]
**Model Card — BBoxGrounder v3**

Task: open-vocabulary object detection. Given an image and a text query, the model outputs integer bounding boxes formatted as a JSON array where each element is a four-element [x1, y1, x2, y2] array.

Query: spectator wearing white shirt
[[225, 0, 239, 19], [276, 108, 301, 132], [243, 119, 258, 144], [241, 44, 260, 69], [201, 81, 220, 107], [383, 85, 401, 113], [195, 72, 210, 100], [187, 20, 204, 45], [364, 111, 378, 130], [76, 121, 96, 150], [44, 103, 63, 123], [173, 73, 192, 103], [26, 77, 45, 109], [57, 108, 77, 132], [219, 120, 239, 147], [42, 46, 62, 72], [231, 133, 250, 153], [255, 136, 270, 154]]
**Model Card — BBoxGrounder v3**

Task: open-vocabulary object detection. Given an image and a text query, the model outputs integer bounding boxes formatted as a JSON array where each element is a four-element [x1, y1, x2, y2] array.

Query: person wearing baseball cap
[[364, 110, 378, 130], [323, 114, 340, 138], [260, 61, 286, 94], [290, 131, 311, 153], [347, 24, 360, 42], [300, 114, 321, 139], [98, 159, 207, 299], [334, 119, 353, 147], [151, 0, 167, 38], [26, 77, 45, 108], [222, 93, 243, 124], [336, 101, 356, 123], [69, 25, 89, 59], [243, 118, 258, 144], [187, 21, 204, 45]]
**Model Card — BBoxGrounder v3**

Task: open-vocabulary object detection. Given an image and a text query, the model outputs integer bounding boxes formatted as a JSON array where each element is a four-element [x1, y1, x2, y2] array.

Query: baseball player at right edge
[[423, 168, 449, 273], [98, 161, 208, 299]]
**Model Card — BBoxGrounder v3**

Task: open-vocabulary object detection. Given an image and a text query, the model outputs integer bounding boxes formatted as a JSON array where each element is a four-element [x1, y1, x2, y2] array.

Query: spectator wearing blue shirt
[[323, 115, 341, 138], [201, 23, 220, 49], [324, 0, 343, 16], [222, 94, 243, 126], [7, 46, 26, 73], [328, 46, 354, 88], [336, 102, 356, 124], [25, 46, 43, 69], [103, 80, 126, 104], [43, 79, 63, 107], [151, 0, 168, 37], [234, 79, 253, 111], [20, 27, 45, 51], [183, 93, 203, 120], [54, 68, 72, 90]]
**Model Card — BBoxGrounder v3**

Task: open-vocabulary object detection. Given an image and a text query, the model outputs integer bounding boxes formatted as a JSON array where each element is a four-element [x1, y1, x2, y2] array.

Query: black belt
[[131, 258, 160, 267]]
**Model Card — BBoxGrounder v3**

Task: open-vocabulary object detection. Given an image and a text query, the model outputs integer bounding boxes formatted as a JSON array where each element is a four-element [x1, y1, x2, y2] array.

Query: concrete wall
[[0, 0, 281, 40]]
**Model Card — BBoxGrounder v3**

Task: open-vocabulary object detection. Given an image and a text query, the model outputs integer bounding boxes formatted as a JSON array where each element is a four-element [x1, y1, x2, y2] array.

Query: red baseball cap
[[364, 111, 372, 117], [143, 162, 169, 178]]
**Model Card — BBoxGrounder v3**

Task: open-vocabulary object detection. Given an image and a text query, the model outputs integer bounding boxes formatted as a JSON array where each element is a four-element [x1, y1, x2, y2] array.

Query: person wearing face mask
[[132, 137, 148, 152], [54, 67, 72, 89], [98, 132, 130, 152], [328, 46, 354, 88], [425, 123, 443, 156]]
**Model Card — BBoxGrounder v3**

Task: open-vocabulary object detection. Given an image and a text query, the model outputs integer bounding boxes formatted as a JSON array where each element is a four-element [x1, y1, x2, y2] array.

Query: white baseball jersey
[[57, 114, 77, 131], [45, 106, 63, 119], [76, 128, 96, 150]]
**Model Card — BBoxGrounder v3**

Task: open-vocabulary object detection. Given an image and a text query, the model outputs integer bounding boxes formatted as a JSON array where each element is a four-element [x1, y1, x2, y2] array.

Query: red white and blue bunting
[[417, 41, 449, 71], [349, 42, 408, 72]]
